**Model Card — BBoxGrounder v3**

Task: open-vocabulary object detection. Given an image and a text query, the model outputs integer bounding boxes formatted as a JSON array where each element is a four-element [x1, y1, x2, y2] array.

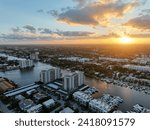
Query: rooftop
[[19, 99, 35, 111], [4, 84, 39, 97], [15, 94, 25, 101], [73, 91, 92, 101], [27, 104, 42, 113], [33, 93, 47, 101], [42, 99, 55, 108], [59, 107, 74, 113], [0, 78, 16, 94], [47, 83, 59, 90]]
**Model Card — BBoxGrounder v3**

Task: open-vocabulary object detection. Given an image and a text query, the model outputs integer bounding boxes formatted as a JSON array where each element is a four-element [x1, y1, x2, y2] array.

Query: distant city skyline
[[0, 0, 150, 44]]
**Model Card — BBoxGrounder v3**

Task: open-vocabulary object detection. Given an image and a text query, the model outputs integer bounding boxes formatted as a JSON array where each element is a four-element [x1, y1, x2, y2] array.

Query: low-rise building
[[15, 94, 25, 101], [42, 99, 55, 109], [27, 104, 42, 113], [89, 94, 123, 113], [19, 99, 35, 111], [129, 104, 150, 113], [59, 107, 74, 113], [33, 93, 47, 103], [89, 99, 110, 113], [73, 91, 92, 106], [26, 89, 37, 96]]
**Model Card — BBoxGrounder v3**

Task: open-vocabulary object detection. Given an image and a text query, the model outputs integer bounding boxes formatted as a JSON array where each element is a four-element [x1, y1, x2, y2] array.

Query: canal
[[0, 53, 150, 112]]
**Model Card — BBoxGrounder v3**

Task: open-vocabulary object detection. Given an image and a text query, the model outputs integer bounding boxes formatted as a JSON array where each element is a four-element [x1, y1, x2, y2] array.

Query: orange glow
[[119, 36, 133, 44], [34, 37, 150, 45]]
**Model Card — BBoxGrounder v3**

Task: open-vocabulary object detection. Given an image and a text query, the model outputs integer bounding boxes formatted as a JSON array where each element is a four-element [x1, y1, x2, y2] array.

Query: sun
[[119, 37, 133, 44]]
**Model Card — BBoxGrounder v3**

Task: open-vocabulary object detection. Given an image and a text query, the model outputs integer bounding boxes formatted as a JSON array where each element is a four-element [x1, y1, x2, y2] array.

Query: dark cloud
[[56, 30, 94, 36], [61, 7, 72, 12], [123, 14, 150, 30], [37, 9, 44, 13], [23, 25, 36, 33], [0, 32, 61, 41], [54, 0, 139, 26], [0, 26, 95, 41], [38, 28, 53, 34], [0, 33, 37, 40], [38, 28, 94, 36], [47, 10, 58, 16]]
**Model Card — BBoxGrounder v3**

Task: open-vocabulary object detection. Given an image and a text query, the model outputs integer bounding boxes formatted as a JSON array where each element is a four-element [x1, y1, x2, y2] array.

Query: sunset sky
[[0, 0, 150, 44]]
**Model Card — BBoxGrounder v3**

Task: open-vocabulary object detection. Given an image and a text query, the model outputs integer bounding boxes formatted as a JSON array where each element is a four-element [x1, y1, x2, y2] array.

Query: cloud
[[72, 0, 90, 7], [0, 32, 62, 41], [54, 0, 139, 26], [38, 28, 53, 34], [23, 25, 36, 33], [37, 9, 44, 13], [139, 9, 150, 16], [100, 0, 118, 4], [123, 14, 150, 30], [47, 10, 58, 16], [56, 30, 94, 36], [11, 27, 20, 33], [99, 33, 120, 38], [0, 26, 96, 41], [129, 33, 150, 38], [0, 33, 37, 40], [38, 28, 94, 36]]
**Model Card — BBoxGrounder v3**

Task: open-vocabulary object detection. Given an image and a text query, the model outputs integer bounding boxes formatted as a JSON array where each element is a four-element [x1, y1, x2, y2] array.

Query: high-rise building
[[30, 52, 39, 61], [63, 74, 74, 92], [40, 67, 61, 84], [76, 71, 84, 86], [63, 71, 84, 92], [55, 68, 61, 79], [19, 59, 34, 69], [40, 70, 48, 83], [63, 73, 77, 91], [47, 68, 55, 82]]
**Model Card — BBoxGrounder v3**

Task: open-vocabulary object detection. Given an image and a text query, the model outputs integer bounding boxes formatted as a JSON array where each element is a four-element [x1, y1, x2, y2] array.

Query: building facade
[[63, 71, 84, 92], [30, 52, 39, 61], [19, 59, 34, 69], [40, 67, 61, 84]]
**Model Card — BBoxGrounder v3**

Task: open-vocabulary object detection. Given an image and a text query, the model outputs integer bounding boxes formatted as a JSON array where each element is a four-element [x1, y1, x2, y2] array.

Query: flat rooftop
[[59, 107, 74, 113], [4, 84, 39, 97]]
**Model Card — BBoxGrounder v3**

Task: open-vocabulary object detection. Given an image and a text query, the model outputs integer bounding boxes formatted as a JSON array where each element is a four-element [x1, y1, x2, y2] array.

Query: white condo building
[[55, 67, 61, 79], [63, 71, 84, 92], [40, 70, 48, 83], [63, 73, 78, 92], [47, 69, 55, 82], [40, 67, 61, 84], [19, 59, 34, 69], [30, 52, 39, 61], [76, 71, 84, 86]]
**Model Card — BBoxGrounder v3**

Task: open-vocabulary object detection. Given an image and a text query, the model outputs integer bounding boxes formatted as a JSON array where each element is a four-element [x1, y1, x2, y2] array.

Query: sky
[[0, 0, 150, 45]]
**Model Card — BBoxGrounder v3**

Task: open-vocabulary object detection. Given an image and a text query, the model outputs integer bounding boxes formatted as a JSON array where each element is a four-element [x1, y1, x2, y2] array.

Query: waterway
[[0, 53, 150, 112]]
